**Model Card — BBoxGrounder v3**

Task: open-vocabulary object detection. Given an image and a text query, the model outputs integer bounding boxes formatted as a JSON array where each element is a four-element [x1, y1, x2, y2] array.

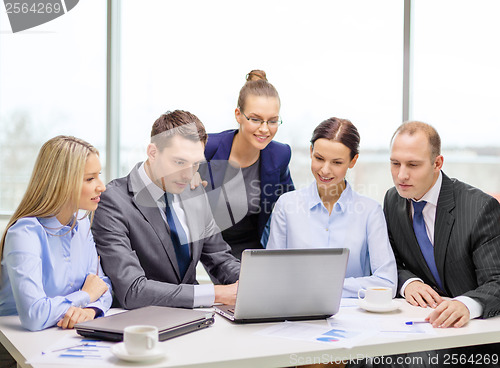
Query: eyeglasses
[[241, 111, 282, 127]]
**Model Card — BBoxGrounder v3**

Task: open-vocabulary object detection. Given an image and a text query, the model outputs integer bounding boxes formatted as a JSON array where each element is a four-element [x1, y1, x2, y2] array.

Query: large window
[[0, 0, 107, 219], [411, 0, 500, 198], [1, 0, 499, 237], [119, 0, 404, 203]]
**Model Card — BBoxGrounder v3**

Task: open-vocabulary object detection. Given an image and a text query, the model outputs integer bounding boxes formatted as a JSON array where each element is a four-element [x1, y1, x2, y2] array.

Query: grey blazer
[[92, 163, 240, 309], [383, 172, 500, 319]]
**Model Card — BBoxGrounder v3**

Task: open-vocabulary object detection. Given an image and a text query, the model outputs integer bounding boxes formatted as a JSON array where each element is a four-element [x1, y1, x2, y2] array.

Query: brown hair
[[310, 117, 360, 160], [391, 121, 441, 160], [237, 69, 280, 111], [151, 110, 208, 151]]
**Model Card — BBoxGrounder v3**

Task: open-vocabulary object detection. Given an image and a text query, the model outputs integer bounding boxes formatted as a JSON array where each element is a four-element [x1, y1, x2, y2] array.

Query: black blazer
[[202, 129, 294, 238], [383, 172, 500, 319]]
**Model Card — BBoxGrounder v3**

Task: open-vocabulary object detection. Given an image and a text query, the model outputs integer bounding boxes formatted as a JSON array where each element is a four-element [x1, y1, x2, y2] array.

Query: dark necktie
[[164, 193, 190, 279], [412, 200, 443, 290]]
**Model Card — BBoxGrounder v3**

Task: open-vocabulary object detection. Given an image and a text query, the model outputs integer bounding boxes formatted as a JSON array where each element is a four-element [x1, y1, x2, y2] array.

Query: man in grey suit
[[92, 110, 240, 310], [382, 121, 500, 366]]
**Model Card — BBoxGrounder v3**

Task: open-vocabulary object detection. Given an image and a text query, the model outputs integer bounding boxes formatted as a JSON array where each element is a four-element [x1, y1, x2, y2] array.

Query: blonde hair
[[0, 136, 99, 271]]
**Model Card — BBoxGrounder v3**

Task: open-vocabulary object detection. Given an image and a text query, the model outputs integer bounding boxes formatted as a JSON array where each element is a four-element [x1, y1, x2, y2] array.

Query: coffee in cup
[[123, 325, 158, 355], [358, 287, 392, 305]]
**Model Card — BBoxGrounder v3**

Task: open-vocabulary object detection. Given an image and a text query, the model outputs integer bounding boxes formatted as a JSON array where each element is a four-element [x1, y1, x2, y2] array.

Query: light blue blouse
[[0, 215, 112, 331], [267, 182, 397, 298]]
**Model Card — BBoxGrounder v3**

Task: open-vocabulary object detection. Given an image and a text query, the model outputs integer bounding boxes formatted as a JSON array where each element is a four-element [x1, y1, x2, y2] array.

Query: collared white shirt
[[138, 163, 191, 243], [410, 171, 442, 245], [138, 162, 214, 307], [401, 171, 482, 319]]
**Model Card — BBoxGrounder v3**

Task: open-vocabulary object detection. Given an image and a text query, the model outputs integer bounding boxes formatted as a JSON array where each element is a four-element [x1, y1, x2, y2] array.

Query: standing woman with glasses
[[201, 70, 294, 259], [0, 136, 112, 332]]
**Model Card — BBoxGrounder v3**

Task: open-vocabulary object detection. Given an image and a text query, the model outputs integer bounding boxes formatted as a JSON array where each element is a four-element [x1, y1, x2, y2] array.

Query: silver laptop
[[75, 306, 214, 341], [214, 248, 349, 323]]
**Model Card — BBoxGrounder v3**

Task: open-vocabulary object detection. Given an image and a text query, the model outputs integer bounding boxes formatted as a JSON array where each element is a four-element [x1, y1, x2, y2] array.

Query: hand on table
[[404, 280, 443, 308], [426, 300, 470, 328], [57, 307, 96, 329], [214, 281, 238, 305]]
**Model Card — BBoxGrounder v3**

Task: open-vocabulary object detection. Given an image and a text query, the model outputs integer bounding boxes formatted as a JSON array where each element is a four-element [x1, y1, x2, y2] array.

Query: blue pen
[[405, 321, 429, 325]]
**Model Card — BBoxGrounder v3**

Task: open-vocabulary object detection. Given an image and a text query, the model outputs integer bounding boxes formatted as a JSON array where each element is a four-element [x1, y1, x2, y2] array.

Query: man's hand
[[190, 172, 208, 190], [426, 300, 470, 328], [214, 281, 238, 305], [57, 307, 96, 329], [404, 280, 443, 308]]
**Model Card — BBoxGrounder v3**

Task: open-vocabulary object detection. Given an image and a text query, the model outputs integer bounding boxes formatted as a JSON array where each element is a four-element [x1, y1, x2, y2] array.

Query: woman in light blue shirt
[[0, 136, 112, 331], [267, 118, 397, 298]]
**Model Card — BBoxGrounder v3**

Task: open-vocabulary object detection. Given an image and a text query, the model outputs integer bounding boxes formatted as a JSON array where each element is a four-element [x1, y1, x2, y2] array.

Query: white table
[[1, 299, 500, 368]]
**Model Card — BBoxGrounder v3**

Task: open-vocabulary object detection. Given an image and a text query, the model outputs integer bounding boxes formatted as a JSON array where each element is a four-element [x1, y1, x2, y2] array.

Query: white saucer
[[111, 342, 165, 362], [358, 299, 399, 313]]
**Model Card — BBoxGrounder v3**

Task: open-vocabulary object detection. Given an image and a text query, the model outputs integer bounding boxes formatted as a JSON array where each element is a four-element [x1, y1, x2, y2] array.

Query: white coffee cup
[[123, 325, 158, 355], [358, 287, 392, 305]]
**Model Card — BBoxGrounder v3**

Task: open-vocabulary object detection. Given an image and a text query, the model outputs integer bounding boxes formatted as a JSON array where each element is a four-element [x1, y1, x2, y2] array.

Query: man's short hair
[[151, 110, 208, 151], [391, 121, 441, 160]]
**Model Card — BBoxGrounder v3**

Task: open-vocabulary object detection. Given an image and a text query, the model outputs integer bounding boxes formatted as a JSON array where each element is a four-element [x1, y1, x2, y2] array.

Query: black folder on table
[[75, 305, 214, 342]]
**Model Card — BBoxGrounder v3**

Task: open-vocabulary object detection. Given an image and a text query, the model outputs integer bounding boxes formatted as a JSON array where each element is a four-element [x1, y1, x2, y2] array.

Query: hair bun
[[238, 69, 279, 110], [246, 70, 267, 82]]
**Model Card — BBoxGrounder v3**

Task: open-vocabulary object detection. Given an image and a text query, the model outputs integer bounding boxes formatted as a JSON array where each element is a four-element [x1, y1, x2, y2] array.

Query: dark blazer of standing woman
[[200, 70, 294, 259], [204, 129, 293, 236]]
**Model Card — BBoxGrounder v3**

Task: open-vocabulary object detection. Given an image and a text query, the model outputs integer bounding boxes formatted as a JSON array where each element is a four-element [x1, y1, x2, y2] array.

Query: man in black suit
[[382, 121, 500, 366]]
